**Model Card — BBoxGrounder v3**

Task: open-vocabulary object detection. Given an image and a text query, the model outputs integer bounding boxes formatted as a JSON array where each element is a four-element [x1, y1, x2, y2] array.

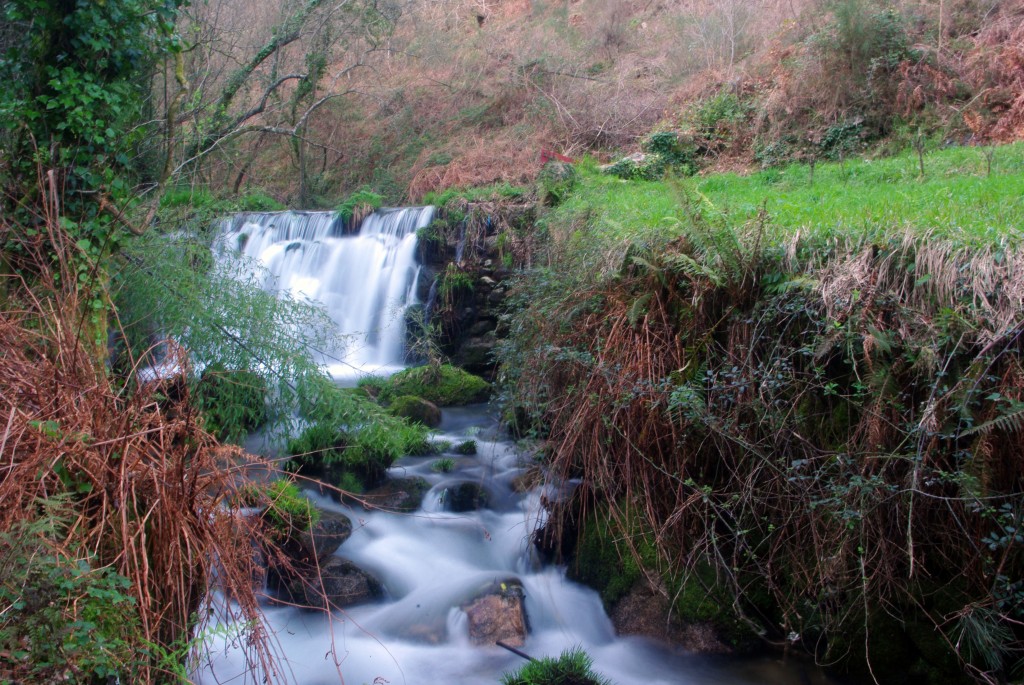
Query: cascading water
[[217, 206, 433, 381], [198, 408, 837, 685], [198, 207, 840, 685]]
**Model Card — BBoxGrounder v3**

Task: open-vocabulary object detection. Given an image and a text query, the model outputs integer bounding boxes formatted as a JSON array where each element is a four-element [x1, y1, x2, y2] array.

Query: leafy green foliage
[[194, 366, 269, 443], [0, 0, 188, 351], [0, 518, 143, 684], [431, 457, 456, 473], [114, 229, 339, 433], [537, 162, 579, 207], [500, 141, 1024, 681], [336, 186, 383, 223], [421, 182, 529, 208], [439, 263, 475, 304], [500, 647, 613, 685], [238, 480, 320, 539], [288, 375, 432, 490]]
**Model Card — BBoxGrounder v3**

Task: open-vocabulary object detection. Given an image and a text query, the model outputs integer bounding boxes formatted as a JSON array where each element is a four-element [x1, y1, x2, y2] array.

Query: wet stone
[[462, 578, 528, 647]]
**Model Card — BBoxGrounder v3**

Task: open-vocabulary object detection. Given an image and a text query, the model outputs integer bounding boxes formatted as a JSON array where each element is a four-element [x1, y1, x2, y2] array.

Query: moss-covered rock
[[387, 395, 442, 427], [380, 364, 490, 406], [360, 476, 431, 513], [569, 504, 753, 651]]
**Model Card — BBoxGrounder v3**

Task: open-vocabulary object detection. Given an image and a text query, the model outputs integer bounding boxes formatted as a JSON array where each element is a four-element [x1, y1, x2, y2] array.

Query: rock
[[467, 318, 497, 337], [452, 336, 497, 377], [380, 364, 490, 406], [462, 579, 528, 646], [361, 476, 430, 513], [444, 482, 490, 512], [388, 395, 442, 428], [295, 557, 384, 609], [610, 579, 731, 654], [296, 509, 352, 564]]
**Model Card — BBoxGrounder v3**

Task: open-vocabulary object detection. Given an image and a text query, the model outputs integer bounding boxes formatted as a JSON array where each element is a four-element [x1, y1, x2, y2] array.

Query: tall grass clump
[[0, 213, 292, 683], [500, 148, 1024, 683]]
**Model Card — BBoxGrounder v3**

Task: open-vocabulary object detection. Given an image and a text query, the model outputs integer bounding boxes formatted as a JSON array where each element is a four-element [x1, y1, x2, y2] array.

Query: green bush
[[379, 364, 490, 406], [0, 522, 143, 684], [289, 374, 432, 490], [537, 161, 579, 207], [193, 366, 269, 443], [336, 187, 383, 223], [500, 647, 613, 685]]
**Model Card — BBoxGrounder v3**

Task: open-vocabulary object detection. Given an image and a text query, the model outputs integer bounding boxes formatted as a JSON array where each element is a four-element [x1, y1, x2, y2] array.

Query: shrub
[[290, 374, 432, 490], [0, 520, 143, 684], [537, 161, 579, 207], [336, 187, 383, 224], [193, 366, 269, 443], [500, 647, 613, 685], [439, 264, 475, 303]]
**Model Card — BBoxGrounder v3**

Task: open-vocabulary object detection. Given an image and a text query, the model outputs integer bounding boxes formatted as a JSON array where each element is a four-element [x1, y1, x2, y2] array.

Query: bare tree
[[147, 0, 407, 203]]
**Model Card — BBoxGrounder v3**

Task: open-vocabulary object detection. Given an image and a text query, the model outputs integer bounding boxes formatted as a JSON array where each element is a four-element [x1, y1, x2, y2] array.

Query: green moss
[[380, 364, 490, 406], [570, 508, 646, 607], [387, 395, 442, 427], [238, 480, 320, 538]]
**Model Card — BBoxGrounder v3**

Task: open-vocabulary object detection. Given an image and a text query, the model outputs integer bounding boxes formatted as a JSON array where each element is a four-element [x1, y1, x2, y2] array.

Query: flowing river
[[196, 209, 842, 685]]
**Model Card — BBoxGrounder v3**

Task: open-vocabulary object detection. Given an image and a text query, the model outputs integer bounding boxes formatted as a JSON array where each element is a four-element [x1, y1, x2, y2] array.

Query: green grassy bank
[[501, 143, 1024, 683]]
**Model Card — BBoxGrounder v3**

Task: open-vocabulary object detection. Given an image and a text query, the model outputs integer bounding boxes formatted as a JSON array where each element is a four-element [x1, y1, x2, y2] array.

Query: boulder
[[610, 579, 731, 654], [461, 578, 528, 647], [388, 395, 442, 428], [444, 482, 490, 513], [296, 509, 353, 564], [294, 557, 384, 609], [361, 476, 430, 513]]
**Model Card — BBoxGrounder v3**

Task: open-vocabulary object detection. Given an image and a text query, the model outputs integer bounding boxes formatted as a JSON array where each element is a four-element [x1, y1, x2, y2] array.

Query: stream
[[198, 404, 839, 685], [196, 209, 843, 685]]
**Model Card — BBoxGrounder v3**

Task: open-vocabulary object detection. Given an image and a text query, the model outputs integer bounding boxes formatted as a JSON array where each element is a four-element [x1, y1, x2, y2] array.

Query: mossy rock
[[380, 364, 490, 406], [568, 508, 646, 607], [360, 476, 431, 513], [387, 395, 442, 428]]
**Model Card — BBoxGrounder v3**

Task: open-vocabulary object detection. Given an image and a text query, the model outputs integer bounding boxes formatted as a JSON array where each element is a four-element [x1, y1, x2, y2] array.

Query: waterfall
[[217, 206, 434, 381]]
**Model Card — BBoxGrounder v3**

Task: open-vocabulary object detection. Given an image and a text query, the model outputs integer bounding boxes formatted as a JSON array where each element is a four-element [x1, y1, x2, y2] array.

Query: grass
[[697, 143, 1024, 245], [551, 143, 1024, 250]]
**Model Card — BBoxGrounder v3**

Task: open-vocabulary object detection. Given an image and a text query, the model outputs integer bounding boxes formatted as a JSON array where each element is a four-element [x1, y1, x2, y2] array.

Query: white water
[[216, 207, 433, 381], [198, 207, 838, 685], [198, 407, 838, 685]]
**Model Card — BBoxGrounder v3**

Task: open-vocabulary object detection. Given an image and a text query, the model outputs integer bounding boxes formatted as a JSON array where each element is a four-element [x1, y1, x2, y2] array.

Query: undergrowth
[[501, 142, 1024, 683]]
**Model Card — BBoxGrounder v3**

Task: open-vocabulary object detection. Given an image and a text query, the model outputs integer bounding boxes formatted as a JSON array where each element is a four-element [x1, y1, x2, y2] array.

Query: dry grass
[[0, 212, 299, 683], [507, 222, 1024, 680]]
